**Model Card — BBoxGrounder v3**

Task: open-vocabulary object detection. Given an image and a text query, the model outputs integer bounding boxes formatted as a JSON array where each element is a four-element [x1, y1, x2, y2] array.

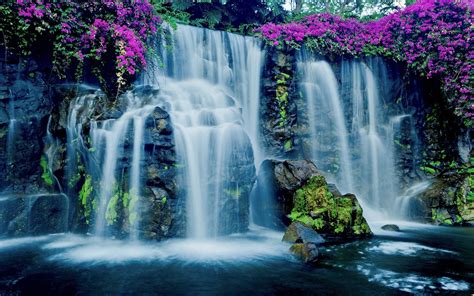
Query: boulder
[[416, 173, 474, 225], [0, 194, 68, 236], [251, 159, 319, 229], [282, 221, 325, 245], [381, 224, 400, 232], [290, 175, 372, 242], [253, 159, 371, 242], [289, 243, 319, 263], [273, 160, 319, 192]]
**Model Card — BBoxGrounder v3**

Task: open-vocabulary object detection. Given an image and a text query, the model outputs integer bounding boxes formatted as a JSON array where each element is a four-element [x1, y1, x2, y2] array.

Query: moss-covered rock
[[289, 243, 319, 263], [417, 172, 474, 226], [289, 175, 372, 241]]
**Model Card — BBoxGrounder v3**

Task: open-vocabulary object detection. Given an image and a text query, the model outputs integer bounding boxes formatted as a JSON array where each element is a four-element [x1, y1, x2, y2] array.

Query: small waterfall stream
[[6, 89, 16, 167], [91, 105, 154, 237], [298, 54, 422, 220], [299, 60, 354, 193]]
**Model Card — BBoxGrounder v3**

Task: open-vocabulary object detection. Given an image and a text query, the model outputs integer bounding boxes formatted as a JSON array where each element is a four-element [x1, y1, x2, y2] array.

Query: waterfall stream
[[298, 55, 422, 220], [145, 25, 264, 238], [64, 25, 264, 239]]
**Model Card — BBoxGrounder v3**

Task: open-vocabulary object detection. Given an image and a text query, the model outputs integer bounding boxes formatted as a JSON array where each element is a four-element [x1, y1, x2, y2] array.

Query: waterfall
[[65, 91, 153, 238], [45, 116, 63, 192], [91, 103, 154, 237], [299, 60, 354, 193], [6, 89, 16, 167], [62, 25, 263, 239], [298, 55, 419, 220], [145, 25, 263, 238]]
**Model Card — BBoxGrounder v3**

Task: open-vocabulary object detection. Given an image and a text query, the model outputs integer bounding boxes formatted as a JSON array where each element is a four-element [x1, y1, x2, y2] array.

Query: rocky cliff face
[[0, 52, 187, 239], [0, 55, 53, 194]]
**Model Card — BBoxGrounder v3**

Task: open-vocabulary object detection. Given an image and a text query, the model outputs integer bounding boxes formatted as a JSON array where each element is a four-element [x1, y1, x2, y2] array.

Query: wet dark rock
[[0, 194, 68, 236], [260, 47, 299, 158], [289, 243, 319, 263], [381, 224, 400, 232], [283, 221, 325, 245], [252, 159, 320, 229], [0, 56, 54, 193], [416, 173, 474, 226]]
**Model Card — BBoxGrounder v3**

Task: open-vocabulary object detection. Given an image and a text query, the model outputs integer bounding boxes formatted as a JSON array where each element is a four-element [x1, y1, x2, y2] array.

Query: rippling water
[[0, 225, 472, 295]]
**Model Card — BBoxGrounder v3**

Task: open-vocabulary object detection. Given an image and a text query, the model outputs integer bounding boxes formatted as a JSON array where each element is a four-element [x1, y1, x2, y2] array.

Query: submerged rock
[[381, 224, 400, 232], [289, 243, 319, 263], [283, 221, 325, 245]]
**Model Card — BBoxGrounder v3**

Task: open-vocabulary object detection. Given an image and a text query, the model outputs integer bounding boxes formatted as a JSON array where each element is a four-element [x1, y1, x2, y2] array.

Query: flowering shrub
[[257, 0, 473, 126], [1, 0, 161, 95]]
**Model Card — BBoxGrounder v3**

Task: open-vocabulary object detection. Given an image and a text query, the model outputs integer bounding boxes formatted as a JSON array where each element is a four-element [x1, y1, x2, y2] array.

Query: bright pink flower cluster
[[257, 0, 473, 125], [16, 0, 161, 79]]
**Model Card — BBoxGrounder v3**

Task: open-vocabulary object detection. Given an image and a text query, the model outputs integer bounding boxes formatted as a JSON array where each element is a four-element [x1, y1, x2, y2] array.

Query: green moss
[[161, 196, 167, 205], [79, 175, 94, 224], [284, 140, 292, 151], [420, 166, 437, 175], [40, 156, 54, 186], [467, 176, 474, 202], [128, 191, 138, 225], [274, 71, 291, 128], [0, 127, 8, 139], [224, 187, 242, 198], [106, 190, 120, 226], [289, 175, 371, 237]]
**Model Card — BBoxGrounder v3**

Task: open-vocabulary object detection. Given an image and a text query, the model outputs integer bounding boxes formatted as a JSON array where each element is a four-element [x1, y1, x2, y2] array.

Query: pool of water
[[0, 224, 472, 295]]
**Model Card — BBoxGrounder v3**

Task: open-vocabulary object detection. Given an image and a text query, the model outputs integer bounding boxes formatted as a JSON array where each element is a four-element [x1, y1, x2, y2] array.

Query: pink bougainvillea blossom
[[257, 0, 473, 124]]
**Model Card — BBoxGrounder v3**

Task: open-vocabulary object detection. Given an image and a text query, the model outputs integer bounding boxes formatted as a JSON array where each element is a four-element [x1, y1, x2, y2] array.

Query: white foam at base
[[368, 241, 456, 256], [48, 230, 289, 264], [357, 264, 470, 293], [0, 236, 51, 249]]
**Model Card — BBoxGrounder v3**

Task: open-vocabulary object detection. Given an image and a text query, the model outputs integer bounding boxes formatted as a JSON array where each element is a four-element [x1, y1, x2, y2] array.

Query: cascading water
[[6, 89, 16, 167], [298, 54, 421, 220], [63, 25, 264, 239], [347, 60, 398, 212], [144, 25, 264, 238], [66, 91, 155, 238], [299, 59, 354, 193]]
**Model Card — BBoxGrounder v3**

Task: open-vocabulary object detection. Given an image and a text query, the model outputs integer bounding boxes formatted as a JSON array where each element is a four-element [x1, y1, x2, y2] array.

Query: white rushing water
[[144, 25, 264, 238], [91, 103, 154, 237], [6, 89, 16, 167], [299, 60, 354, 193], [64, 25, 265, 239], [298, 54, 421, 220]]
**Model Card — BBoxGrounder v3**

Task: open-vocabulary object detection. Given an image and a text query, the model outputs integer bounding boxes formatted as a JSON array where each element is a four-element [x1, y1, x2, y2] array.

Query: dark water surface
[[0, 224, 472, 295]]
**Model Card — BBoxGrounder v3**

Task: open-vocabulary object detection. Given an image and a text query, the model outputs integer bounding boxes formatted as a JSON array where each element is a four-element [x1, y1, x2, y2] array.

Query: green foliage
[[79, 175, 94, 224], [106, 189, 121, 226], [289, 175, 371, 236], [152, 1, 192, 29], [224, 187, 242, 198], [284, 140, 292, 151], [275, 71, 291, 128], [128, 191, 139, 225], [40, 156, 53, 186]]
